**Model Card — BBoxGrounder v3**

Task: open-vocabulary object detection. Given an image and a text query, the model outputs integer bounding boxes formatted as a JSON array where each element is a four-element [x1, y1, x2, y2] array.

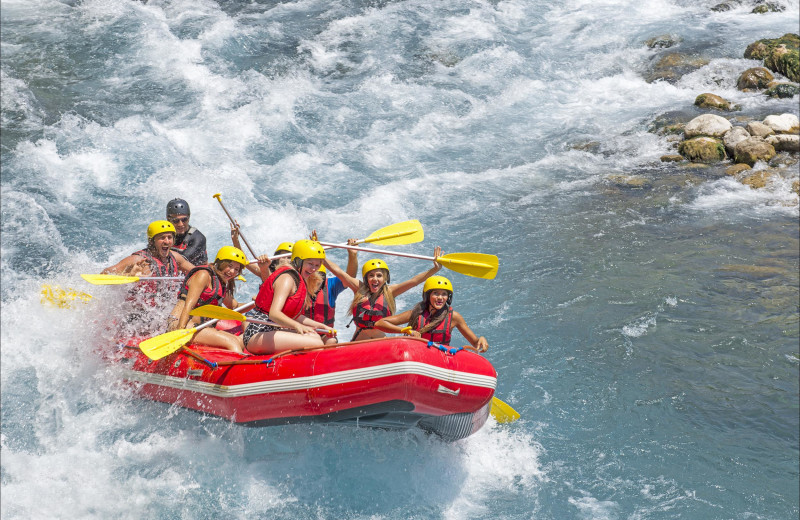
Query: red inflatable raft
[[110, 336, 497, 441]]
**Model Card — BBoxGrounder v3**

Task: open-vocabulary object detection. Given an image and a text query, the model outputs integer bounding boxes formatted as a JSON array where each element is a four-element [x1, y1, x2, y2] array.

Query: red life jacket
[[133, 248, 179, 276], [255, 265, 306, 319], [178, 265, 225, 307], [416, 308, 453, 345], [126, 248, 180, 307], [304, 277, 335, 326], [352, 292, 390, 329]]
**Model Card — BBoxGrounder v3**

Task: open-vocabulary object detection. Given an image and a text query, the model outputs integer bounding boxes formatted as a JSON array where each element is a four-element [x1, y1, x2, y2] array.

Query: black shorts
[[242, 307, 280, 345]]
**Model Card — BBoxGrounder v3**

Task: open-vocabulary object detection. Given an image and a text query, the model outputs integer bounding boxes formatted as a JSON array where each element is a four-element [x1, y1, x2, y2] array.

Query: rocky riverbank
[[649, 33, 799, 197]]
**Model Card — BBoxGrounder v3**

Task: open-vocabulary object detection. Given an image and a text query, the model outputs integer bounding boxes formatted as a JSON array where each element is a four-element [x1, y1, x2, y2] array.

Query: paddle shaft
[[317, 242, 439, 263], [213, 193, 258, 259]]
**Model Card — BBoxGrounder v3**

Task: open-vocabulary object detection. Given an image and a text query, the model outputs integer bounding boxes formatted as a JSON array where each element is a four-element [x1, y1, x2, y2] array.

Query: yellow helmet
[[362, 258, 389, 277], [147, 220, 176, 239], [274, 242, 294, 254], [215, 246, 248, 267], [291, 240, 326, 262], [423, 275, 453, 305]]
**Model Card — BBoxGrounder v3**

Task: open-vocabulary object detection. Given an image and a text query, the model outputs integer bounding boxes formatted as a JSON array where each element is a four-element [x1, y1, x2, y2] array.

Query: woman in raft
[[374, 275, 488, 352], [243, 240, 335, 354], [166, 246, 250, 354], [323, 246, 443, 341]]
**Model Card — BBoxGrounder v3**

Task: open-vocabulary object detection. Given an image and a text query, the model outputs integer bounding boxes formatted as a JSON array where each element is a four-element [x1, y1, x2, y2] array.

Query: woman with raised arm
[[324, 246, 443, 341]]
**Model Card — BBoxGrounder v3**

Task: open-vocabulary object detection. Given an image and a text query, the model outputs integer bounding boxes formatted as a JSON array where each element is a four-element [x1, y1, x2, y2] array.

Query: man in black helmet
[[166, 198, 208, 265]]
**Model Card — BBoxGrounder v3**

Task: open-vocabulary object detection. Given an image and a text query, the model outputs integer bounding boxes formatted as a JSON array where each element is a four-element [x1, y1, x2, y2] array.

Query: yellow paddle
[[491, 397, 521, 423], [256, 220, 426, 262], [81, 274, 184, 285], [138, 302, 255, 360], [40, 284, 93, 308], [317, 242, 499, 279], [189, 305, 335, 335]]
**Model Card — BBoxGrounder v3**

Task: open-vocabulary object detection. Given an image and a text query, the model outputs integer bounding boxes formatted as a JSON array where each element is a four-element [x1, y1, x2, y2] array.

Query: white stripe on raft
[[123, 360, 497, 398]]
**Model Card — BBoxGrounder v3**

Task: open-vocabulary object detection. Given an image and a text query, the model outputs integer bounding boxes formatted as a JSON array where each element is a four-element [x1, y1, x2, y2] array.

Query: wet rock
[[711, 1, 740, 11], [793, 180, 799, 195], [763, 113, 800, 134], [747, 121, 775, 138], [606, 174, 650, 188], [740, 170, 778, 189], [723, 126, 751, 156], [769, 153, 799, 168], [568, 141, 602, 153], [764, 83, 800, 98], [660, 154, 685, 162], [684, 114, 732, 138], [726, 163, 752, 176], [734, 137, 777, 165], [744, 33, 800, 83], [694, 93, 735, 111], [647, 53, 709, 83], [737, 67, 774, 90], [766, 134, 800, 152], [648, 111, 694, 135], [752, 2, 785, 14], [645, 35, 680, 49], [678, 137, 727, 163]]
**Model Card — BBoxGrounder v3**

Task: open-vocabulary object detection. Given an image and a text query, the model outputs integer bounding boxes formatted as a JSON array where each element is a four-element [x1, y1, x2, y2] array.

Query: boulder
[[752, 2, 785, 13], [723, 126, 751, 156], [660, 154, 685, 163], [766, 134, 800, 152], [684, 114, 732, 138], [647, 53, 709, 83], [737, 67, 774, 90], [678, 137, 726, 163], [763, 113, 800, 134], [694, 93, 735, 111], [740, 170, 778, 189], [711, 1, 742, 11], [734, 137, 776, 165], [645, 35, 680, 49], [744, 34, 800, 83], [765, 83, 800, 98], [746, 121, 775, 138], [726, 163, 752, 176]]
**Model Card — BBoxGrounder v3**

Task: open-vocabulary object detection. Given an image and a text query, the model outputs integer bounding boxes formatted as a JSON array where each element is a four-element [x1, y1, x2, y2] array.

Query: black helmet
[[166, 198, 190, 217]]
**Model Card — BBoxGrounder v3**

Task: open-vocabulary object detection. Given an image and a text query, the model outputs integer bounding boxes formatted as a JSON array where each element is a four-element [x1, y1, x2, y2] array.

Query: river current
[[1, 1, 798, 518]]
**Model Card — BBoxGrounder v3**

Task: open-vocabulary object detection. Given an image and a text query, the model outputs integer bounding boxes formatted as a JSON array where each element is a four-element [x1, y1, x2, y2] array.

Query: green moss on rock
[[744, 34, 800, 82], [678, 137, 726, 163]]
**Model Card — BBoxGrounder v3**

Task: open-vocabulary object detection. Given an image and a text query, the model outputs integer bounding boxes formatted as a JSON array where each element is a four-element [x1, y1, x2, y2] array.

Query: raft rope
[[426, 340, 463, 356]]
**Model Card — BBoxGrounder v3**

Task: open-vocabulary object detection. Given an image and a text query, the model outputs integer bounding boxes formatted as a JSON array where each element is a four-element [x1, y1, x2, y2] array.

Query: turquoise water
[[2, 1, 798, 518]]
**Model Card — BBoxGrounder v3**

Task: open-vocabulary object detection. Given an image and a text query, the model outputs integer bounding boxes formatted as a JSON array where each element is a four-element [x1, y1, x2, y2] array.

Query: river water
[[2, 1, 798, 518]]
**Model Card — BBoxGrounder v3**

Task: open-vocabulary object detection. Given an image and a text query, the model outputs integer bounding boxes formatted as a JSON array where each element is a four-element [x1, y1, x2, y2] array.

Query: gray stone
[[763, 113, 800, 134], [765, 134, 800, 152], [734, 137, 777, 166], [684, 114, 732, 138], [746, 121, 775, 138], [723, 126, 751, 156]]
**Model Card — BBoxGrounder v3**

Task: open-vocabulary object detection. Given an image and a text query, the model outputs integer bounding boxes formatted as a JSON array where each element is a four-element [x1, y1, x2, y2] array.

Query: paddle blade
[[490, 397, 520, 424], [81, 274, 141, 285], [41, 284, 93, 308], [139, 329, 195, 360], [190, 305, 247, 322], [361, 220, 424, 246], [438, 253, 499, 279]]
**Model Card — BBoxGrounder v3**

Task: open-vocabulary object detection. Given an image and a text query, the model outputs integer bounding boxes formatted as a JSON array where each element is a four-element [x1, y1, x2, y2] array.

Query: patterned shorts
[[242, 307, 280, 345]]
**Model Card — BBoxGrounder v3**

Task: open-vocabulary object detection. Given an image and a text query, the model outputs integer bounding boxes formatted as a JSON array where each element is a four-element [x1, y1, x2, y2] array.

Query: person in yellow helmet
[[165, 246, 249, 354], [374, 275, 488, 352], [102, 220, 195, 278], [323, 245, 443, 341], [101, 220, 195, 334], [243, 240, 335, 354]]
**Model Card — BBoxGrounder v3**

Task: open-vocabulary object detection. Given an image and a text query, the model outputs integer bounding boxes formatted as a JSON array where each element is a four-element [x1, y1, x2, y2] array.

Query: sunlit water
[[2, 1, 798, 518]]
